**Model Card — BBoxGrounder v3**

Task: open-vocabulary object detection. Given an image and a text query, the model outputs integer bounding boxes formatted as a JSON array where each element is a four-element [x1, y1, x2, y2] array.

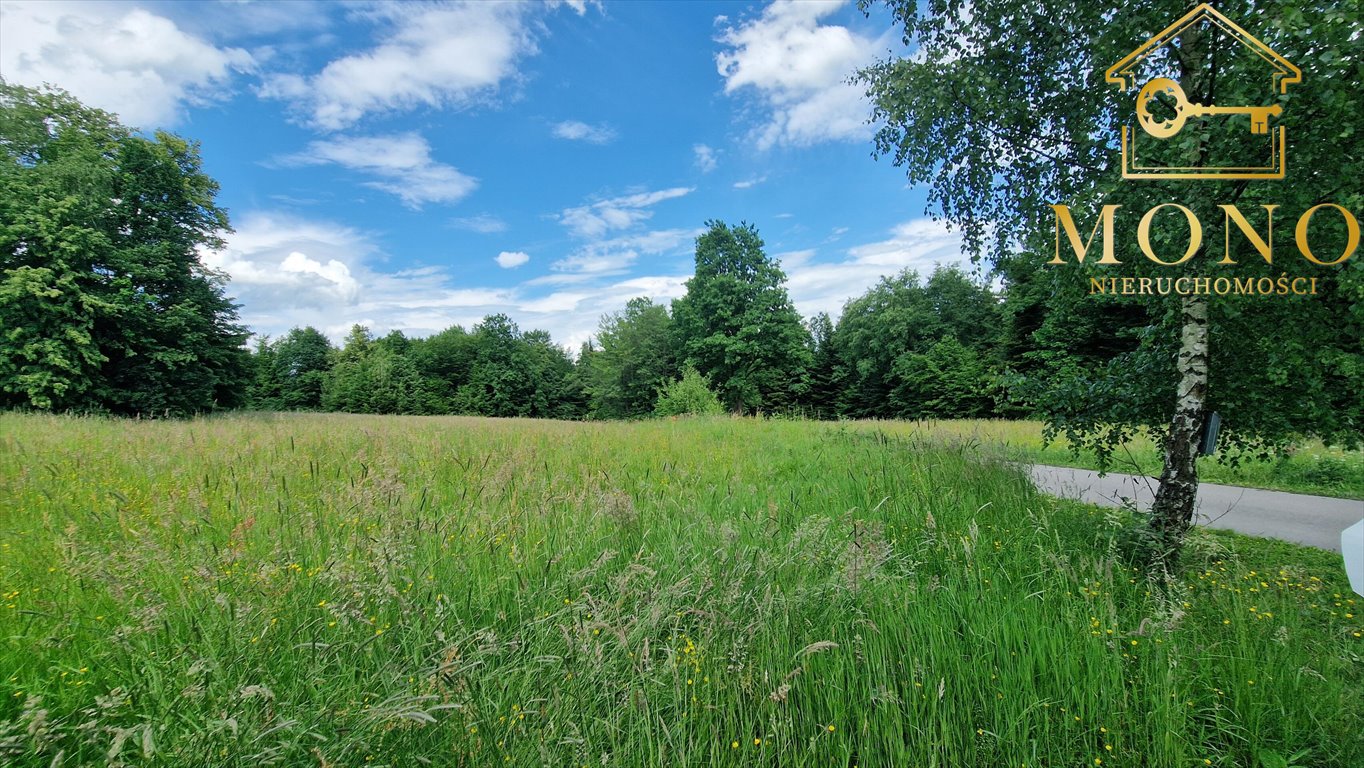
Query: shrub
[[654, 366, 724, 417]]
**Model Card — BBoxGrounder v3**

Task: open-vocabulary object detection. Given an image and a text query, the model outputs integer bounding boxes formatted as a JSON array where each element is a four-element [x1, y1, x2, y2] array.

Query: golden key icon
[[1136, 77, 1282, 139]]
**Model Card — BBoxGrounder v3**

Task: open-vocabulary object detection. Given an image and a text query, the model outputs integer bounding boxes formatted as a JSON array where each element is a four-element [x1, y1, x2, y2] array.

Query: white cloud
[[522, 273, 603, 287], [260, 2, 536, 131], [520, 291, 588, 313], [204, 211, 512, 340], [205, 210, 688, 352], [614, 188, 692, 208], [775, 249, 815, 269], [545, 273, 691, 351], [784, 218, 970, 320], [557, 186, 694, 239], [715, 0, 885, 149], [0, 1, 253, 128], [693, 144, 719, 173], [552, 250, 640, 276], [278, 133, 477, 208], [451, 214, 508, 233], [733, 176, 768, 189], [550, 227, 703, 277], [552, 120, 617, 144], [547, 0, 601, 15], [843, 219, 966, 266], [278, 251, 360, 302], [496, 251, 531, 269], [200, 213, 375, 332], [613, 227, 704, 254]]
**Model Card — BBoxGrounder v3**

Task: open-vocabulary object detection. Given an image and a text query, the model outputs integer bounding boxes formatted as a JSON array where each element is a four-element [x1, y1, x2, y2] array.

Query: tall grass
[[0, 413, 1359, 766]]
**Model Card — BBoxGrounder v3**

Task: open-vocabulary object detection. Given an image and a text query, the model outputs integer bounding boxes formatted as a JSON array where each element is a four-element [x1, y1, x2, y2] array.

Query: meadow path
[[1029, 465, 1364, 552]]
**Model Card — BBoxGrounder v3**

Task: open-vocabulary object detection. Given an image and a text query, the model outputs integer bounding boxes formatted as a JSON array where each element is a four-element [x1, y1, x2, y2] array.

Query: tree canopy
[[582, 297, 677, 419], [672, 221, 812, 413], [834, 267, 1002, 419], [0, 82, 250, 415]]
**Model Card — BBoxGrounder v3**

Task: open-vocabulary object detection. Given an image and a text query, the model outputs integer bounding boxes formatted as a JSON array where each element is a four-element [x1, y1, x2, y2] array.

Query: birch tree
[[857, 0, 1363, 560]]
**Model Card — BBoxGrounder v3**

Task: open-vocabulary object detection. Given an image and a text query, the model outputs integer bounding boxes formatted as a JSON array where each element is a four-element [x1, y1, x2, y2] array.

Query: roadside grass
[[864, 419, 1364, 500], [0, 413, 1359, 767]]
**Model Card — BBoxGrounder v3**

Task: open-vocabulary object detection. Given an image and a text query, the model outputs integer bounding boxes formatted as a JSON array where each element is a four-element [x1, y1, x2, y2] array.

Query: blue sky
[[0, 0, 970, 349]]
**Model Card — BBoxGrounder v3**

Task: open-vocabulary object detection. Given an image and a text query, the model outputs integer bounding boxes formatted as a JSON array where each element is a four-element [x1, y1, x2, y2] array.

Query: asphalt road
[[1029, 465, 1364, 552]]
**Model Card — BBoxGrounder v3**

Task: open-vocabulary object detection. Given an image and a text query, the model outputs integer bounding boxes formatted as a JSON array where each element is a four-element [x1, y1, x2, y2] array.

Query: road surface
[[1029, 465, 1363, 552]]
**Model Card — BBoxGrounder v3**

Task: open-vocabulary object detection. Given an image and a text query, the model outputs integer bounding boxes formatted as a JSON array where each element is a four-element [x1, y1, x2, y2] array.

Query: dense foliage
[[671, 221, 812, 413], [653, 366, 724, 417], [249, 316, 586, 419], [579, 297, 676, 419], [0, 83, 250, 415], [832, 269, 1002, 419], [856, 0, 1364, 552], [854, 0, 1364, 453]]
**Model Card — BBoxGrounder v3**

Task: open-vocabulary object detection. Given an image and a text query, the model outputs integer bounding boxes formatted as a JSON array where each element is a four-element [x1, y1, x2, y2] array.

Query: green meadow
[[1, 413, 1360, 767]]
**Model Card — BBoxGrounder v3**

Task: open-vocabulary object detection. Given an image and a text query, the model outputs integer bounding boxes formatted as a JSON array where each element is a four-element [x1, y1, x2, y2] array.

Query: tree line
[[1, 82, 1017, 423], [247, 221, 1014, 421]]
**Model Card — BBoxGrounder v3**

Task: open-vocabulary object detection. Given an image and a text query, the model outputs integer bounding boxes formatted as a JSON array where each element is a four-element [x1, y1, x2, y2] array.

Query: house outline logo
[[1106, 3, 1302, 180]]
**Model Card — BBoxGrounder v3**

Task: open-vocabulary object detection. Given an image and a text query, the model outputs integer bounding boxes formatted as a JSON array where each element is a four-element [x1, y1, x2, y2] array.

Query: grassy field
[[1, 413, 1360, 767], [868, 419, 1364, 500]]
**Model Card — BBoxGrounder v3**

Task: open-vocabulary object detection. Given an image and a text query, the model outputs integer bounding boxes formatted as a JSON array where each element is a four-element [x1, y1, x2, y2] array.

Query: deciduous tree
[[584, 297, 677, 419], [273, 326, 332, 410], [0, 83, 250, 414], [672, 221, 811, 413]]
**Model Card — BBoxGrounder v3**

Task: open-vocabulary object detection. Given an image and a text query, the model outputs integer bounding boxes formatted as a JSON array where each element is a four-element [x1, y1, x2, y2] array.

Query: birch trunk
[[1148, 294, 1209, 556], [1146, 22, 1215, 562]]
